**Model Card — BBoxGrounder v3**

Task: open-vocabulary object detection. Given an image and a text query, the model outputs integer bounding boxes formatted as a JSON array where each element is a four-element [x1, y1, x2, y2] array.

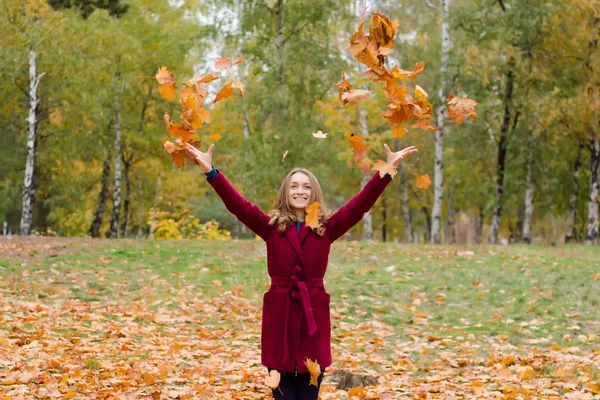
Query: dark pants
[[269, 369, 325, 400]]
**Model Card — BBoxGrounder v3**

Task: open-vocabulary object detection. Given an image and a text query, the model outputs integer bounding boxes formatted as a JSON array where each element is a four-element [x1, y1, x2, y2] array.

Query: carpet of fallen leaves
[[1, 237, 600, 399]]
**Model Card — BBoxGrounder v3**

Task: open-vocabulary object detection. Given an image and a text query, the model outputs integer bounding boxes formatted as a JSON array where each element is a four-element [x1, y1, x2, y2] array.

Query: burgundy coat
[[208, 171, 391, 373]]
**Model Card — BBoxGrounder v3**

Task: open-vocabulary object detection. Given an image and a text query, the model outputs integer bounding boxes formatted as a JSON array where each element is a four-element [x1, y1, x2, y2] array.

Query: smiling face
[[287, 172, 312, 213]]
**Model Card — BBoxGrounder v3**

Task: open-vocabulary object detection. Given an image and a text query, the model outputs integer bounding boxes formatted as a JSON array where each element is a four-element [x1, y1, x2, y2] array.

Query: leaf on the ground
[[518, 366, 535, 381], [305, 203, 321, 230], [215, 57, 231, 70], [312, 130, 328, 139], [304, 358, 321, 386], [447, 94, 478, 126], [348, 387, 367, 397], [372, 160, 397, 179], [416, 173, 431, 189], [265, 370, 280, 389]]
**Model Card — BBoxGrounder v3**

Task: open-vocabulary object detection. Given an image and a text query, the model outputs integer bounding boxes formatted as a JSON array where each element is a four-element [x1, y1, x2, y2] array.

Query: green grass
[[2, 239, 600, 354]]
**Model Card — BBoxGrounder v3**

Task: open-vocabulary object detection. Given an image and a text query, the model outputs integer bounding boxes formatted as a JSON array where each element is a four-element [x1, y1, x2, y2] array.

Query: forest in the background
[[1, 0, 599, 245]]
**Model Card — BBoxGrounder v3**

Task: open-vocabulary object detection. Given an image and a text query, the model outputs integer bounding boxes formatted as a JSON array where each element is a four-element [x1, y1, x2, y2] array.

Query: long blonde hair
[[269, 168, 331, 236]]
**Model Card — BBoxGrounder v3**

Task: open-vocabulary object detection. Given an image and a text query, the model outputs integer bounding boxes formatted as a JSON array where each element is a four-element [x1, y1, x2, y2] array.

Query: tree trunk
[[90, 157, 111, 238], [585, 133, 599, 244], [422, 206, 431, 243], [489, 58, 515, 244], [522, 131, 536, 244], [446, 190, 456, 244], [120, 152, 133, 238], [136, 180, 144, 239], [565, 138, 584, 244], [20, 49, 45, 236], [108, 85, 123, 239], [275, 0, 285, 86], [359, 108, 373, 240], [431, 0, 452, 244], [396, 138, 414, 243], [381, 198, 387, 242], [476, 206, 484, 244], [148, 173, 161, 239]]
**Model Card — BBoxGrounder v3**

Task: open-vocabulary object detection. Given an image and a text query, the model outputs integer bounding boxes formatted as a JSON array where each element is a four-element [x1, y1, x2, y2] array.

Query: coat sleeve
[[326, 173, 391, 242], [207, 171, 270, 240]]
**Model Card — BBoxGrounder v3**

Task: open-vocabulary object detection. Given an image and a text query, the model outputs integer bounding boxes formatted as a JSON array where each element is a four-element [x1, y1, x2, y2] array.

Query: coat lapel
[[284, 224, 306, 266], [298, 223, 310, 246]]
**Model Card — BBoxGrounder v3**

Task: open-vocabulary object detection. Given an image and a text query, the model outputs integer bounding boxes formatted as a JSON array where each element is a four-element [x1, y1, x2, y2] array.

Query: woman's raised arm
[[186, 143, 270, 240]]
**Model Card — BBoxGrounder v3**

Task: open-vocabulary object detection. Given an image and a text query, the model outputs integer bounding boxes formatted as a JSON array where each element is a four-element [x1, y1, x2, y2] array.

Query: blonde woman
[[186, 142, 417, 400]]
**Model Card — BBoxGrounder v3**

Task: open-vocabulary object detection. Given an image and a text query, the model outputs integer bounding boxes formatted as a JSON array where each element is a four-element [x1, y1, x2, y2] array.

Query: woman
[[185, 142, 417, 399]]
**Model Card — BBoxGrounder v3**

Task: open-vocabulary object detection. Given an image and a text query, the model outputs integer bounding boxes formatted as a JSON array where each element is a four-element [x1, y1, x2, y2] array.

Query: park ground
[[1, 237, 600, 399]]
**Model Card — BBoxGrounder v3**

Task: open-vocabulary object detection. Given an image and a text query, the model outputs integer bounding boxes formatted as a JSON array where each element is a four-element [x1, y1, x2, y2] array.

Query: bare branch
[[497, 0, 506, 12]]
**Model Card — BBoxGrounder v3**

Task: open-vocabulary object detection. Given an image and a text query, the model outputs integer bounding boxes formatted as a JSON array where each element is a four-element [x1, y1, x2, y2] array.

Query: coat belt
[[270, 272, 324, 363]]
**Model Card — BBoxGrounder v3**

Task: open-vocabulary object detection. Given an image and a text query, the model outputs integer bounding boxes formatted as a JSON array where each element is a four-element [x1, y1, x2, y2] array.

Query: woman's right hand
[[185, 143, 214, 173]]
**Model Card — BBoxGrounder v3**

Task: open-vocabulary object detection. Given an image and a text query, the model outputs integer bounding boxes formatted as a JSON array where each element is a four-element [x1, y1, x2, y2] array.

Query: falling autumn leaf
[[304, 358, 321, 386], [198, 72, 220, 84], [305, 203, 321, 230], [372, 160, 397, 179], [391, 123, 407, 139], [336, 72, 353, 104], [215, 57, 231, 70], [312, 130, 328, 139], [341, 89, 370, 105], [447, 94, 478, 126], [282, 150, 289, 163], [415, 85, 428, 100], [164, 113, 193, 142], [232, 80, 245, 97], [265, 370, 280, 389], [156, 66, 177, 101], [391, 62, 425, 80], [214, 81, 234, 104], [416, 173, 432, 189], [411, 120, 439, 131], [162, 138, 187, 169], [348, 132, 367, 152], [233, 56, 246, 65], [211, 133, 222, 142]]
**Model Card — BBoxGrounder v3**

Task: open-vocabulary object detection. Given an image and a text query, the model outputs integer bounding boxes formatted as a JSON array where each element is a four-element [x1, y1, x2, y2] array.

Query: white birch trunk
[[565, 139, 583, 243], [20, 49, 45, 236], [431, 0, 452, 244], [108, 89, 123, 239], [585, 133, 599, 244], [522, 132, 535, 244], [359, 108, 373, 240]]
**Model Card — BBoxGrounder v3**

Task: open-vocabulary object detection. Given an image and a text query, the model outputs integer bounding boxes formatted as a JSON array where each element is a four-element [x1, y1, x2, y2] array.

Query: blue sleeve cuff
[[205, 166, 219, 181], [384, 173, 392, 180]]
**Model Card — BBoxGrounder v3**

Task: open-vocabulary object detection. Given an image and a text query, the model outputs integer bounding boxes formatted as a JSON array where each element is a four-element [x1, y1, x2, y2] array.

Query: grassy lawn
[[1, 237, 599, 399]]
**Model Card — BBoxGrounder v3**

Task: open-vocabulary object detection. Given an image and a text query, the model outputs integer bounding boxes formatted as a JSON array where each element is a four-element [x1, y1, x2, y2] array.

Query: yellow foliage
[[148, 209, 231, 240]]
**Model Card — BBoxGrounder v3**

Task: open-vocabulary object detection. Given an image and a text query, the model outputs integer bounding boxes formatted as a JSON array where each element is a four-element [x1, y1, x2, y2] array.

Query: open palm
[[384, 144, 418, 167], [185, 143, 214, 173]]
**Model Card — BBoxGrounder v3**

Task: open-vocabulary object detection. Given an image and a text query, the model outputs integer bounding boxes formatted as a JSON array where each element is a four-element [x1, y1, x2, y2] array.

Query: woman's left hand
[[384, 144, 418, 168]]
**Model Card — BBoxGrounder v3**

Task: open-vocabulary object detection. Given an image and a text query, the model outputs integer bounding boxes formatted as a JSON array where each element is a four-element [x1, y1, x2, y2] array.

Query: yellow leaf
[[232, 80, 245, 97], [213, 81, 234, 103], [282, 150, 289, 163], [265, 370, 280, 389], [62, 393, 77, 400], [348, 387, 367, 397], [415, 173, 431, 189], [198, 72, 219, 84], [372, 160, 397, 179], [518, 366, 535, 381], [211, 133, 222, 142], [312, 130, 328, 139], [415, 85, 428, 100], [305, 202, 321, 230], [304, 358, 321, 386], [160, 84, 176, 101], [391, 123, 407, 139]]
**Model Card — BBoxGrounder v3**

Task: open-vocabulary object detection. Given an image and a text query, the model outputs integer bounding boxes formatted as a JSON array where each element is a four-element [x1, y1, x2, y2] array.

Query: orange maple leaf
[[304, 358, 321, 386], [164, 113, 193, 141], [213, 81, 234, 104], [160, 85, 176, 101], [372, 160, 397, 179], [348, 132, 367, 152], [447, 94, 478, 126], [392, 62, 425, 80], [336, 72, 353, 104], [341, 89, 370, 105], [198, 72, 220, 84], [162, 138, 187, 168], [416, 173, 432, 189], [215, 57, 231, 70], [211, 133, 222, 141], [156, 67, 177, 101], [233, 56, 246, 65], [305, 202, 321, 230], [411, 120, 439, 131], [391, 123, 407, 139]]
